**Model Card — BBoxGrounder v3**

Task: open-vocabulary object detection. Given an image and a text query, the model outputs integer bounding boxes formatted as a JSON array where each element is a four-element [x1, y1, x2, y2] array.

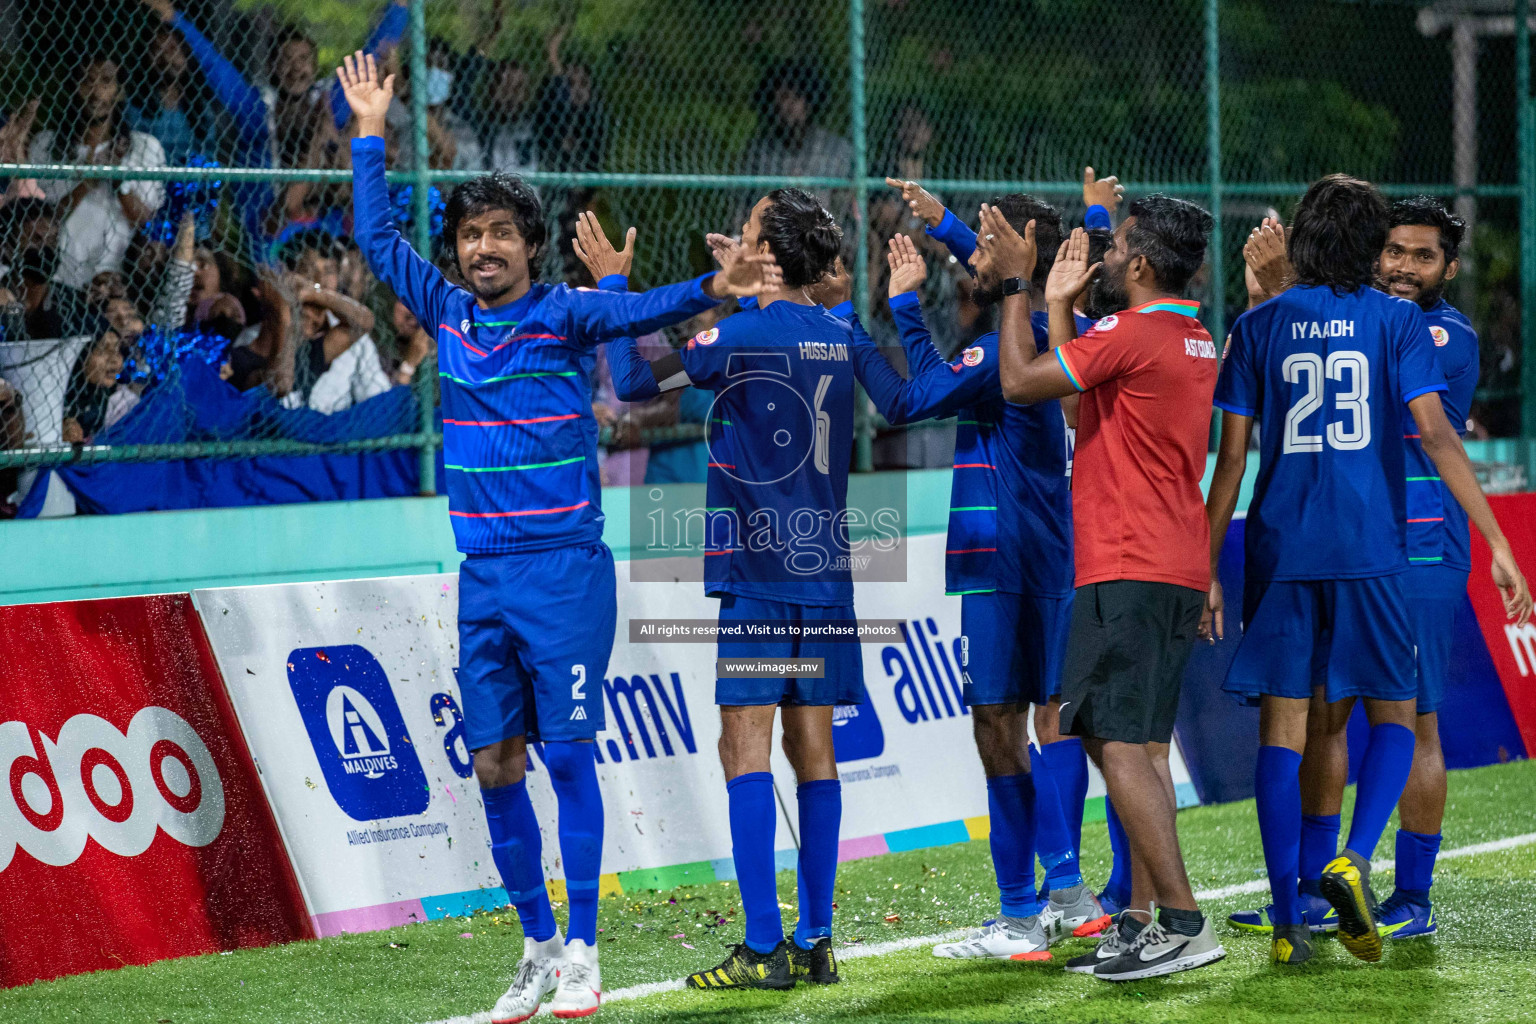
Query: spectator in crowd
[[388, 297, 434, 388], [219, 271, 288, 393], [125, 21, 212, 164], [29, 57, 167, 293], [0, 243, 97, 340], [471, 58, 540, 175], [536, 28, 609, 174], [383, 41, 473, 172], [0, 99, 43, 207], [740, 59, 851, 178], [279, 248, 390, 413], [62, 326, 139, 443], [0, 377, 23, 515]]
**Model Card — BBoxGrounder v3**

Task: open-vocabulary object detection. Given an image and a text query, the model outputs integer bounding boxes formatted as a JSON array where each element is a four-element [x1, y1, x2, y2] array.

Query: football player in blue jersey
[[855, 180, 1111, 959], [607, 187, 903, 991], [886, 176, 1139, 926], [1203, 175, 1531, 966], [1226, 196, 1530, 945], [339, 53, 778, 1022]]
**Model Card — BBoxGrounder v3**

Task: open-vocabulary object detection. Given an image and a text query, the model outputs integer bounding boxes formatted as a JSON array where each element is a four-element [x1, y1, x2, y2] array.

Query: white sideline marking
[[418, 830, 1536, 1023]]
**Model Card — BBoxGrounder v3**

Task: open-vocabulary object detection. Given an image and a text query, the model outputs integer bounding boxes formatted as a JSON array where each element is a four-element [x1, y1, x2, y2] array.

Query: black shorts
[[1059, 580, 1203, 745]]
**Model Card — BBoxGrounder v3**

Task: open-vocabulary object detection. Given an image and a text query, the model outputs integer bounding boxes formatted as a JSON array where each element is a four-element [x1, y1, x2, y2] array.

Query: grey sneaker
[[1093, 917, 1225, 982], [932, 915, 1051, 960], [1040, 883, 1112, 944], [1064, 923, 1129, 974]]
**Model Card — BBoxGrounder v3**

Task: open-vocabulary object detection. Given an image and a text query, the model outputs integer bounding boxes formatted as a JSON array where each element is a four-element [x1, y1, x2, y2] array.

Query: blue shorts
[[714, 593, 867, 706], [1223, 574, 1416, 706], [959, 591, 1072, 707], [458, 544, 616, 748], [1407, 563, 1469, 715]]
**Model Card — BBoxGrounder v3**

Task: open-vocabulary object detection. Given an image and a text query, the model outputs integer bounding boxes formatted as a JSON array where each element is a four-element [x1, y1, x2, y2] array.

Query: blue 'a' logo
[[832, 697, 884, 762], [287, 645, 430, 821]]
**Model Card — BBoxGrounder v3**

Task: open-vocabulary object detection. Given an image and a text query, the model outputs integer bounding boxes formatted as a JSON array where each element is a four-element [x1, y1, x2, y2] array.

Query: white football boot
[[550, 938, 602, 1018], [491, 931, 564, 1024]]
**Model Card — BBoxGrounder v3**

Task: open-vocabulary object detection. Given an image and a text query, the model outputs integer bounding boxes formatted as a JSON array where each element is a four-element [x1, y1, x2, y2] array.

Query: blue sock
[[1394, 829, 1441, 902], [793, 780, 841, 949], [482, 780, 558, 942], [1029, 746, 1083, 891], [544, 741, 604, 946], [728, 772, 783, 954], [986, 772, 1039, 918], [1299, 813, 1340, 894], [1041, 738, 1089, 856], [1255, 745, 1304, 926], [1345, 723, 1416, 860], [1103, 796, 1132, 906]]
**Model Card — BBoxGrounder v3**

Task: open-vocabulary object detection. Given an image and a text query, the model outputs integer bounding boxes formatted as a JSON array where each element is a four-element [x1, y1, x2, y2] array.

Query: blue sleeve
[[561, 275, 720, 346], [1396, 304, 1448, 404], [889, 292, 946, 376], [1213, 315, 1257, 417], [351, 136, 456, 330], [596, 274, 663, 402], [328, 2, 410, 130], [172, 14, 269, 155], [926, 208, 977, 267], [827, 300, 854, 321], [1084, 205, 1112, 231], [850, 314, 995, 425], [607, 335, 662, 402]]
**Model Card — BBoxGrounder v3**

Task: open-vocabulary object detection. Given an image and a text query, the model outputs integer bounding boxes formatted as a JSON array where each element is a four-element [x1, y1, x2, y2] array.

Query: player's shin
[[985, 772, 1041, 918], [1041, 737, 1090, 855], [1345, 720, 1416, 860], [792, 779, 841, 950], [545, 741, 604, 946], [728, 771, 785, 953], [1255, 745, 1305, 926], [483, 780, 560, 942], [1030, 745, 1084, 892]]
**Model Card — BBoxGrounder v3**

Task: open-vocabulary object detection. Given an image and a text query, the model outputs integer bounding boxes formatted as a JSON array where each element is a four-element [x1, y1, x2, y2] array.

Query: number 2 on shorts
[[571, 664, 587, 700]]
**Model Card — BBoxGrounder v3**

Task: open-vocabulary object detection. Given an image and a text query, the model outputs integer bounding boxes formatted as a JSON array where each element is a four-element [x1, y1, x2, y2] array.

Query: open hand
[[336, 51, 395, 127], [1044, 228, 1100, 307], [0, 98, 39, 164], [573, 210, 635, 282], [1082, 166, 1124, 215], [806, 256, 852, 309], [884, 177, 945, 228], [1493, 546, 1534, 625], [886, 234, 927, 297], [705, 232, 741, 268], [714, 246, 783, 298], [1243, 217, 1292, 301], [976, 204, 1037, 283]]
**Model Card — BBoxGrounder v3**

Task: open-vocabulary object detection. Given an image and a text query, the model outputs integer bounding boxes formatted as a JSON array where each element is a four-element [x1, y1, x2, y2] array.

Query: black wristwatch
[[1000, 277, 1027, 297]]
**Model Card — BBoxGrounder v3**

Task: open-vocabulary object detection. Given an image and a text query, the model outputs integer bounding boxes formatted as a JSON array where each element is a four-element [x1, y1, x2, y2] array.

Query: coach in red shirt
[[981, 196, 1222, 981]]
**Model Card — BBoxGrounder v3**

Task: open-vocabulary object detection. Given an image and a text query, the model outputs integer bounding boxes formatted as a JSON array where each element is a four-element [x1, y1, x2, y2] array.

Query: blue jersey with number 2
[[1214, 284, 1446, 582]]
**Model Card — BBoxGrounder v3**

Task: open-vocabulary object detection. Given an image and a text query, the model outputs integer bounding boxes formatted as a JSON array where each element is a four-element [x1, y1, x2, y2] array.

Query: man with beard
[[860, 180, 1117, 960], [988, 197, 1226, 981], [339, 52, 778, 1022], [1203, 176, 1530, 967], [1226, 197, 1500, 944]]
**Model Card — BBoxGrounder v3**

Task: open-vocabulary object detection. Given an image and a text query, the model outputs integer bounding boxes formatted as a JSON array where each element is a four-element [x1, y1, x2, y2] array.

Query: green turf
[[5, 760, 1536, 1024]]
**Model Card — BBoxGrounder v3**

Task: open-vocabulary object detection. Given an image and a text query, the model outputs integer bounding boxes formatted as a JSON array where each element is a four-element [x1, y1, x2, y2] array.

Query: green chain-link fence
[[0, 0, 1531, 507]]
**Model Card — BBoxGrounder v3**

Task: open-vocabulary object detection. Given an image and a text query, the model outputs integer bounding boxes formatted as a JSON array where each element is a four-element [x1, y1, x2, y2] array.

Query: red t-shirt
[[1054, 299, 1219, 592]]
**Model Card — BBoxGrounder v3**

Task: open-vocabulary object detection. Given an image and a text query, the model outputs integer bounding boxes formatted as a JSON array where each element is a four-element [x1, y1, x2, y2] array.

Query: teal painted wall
[[1, 457, 1267, 607]]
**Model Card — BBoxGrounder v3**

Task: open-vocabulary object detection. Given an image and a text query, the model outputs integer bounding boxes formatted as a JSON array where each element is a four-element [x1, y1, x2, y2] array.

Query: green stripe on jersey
[[949, 506, 998, 512], [439, 370, 579, 385], [446, 456, 585, 473]]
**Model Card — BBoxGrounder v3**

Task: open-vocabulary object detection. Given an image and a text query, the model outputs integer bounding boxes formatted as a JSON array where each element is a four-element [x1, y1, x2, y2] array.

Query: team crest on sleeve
[[1430, 325, 1450, 347], [693, 327, 720, 346], [961, 346, 984, 367], [1094, 314, 1119, 332]]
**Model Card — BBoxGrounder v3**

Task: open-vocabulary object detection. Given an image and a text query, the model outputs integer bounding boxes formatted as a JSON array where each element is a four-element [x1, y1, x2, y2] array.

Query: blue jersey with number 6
[[1214, 284, 1446, 582]]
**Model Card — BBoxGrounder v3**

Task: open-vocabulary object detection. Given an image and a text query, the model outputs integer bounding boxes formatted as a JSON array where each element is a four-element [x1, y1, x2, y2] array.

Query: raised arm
[[885, 177, 976, 266], [850, 311, 991, 426], [562, 212, 781, 344], [340, 52, 455, 327], [886, 233, 945, 377], [328, 0, 409, 130], [146, 3, 270, 156]]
